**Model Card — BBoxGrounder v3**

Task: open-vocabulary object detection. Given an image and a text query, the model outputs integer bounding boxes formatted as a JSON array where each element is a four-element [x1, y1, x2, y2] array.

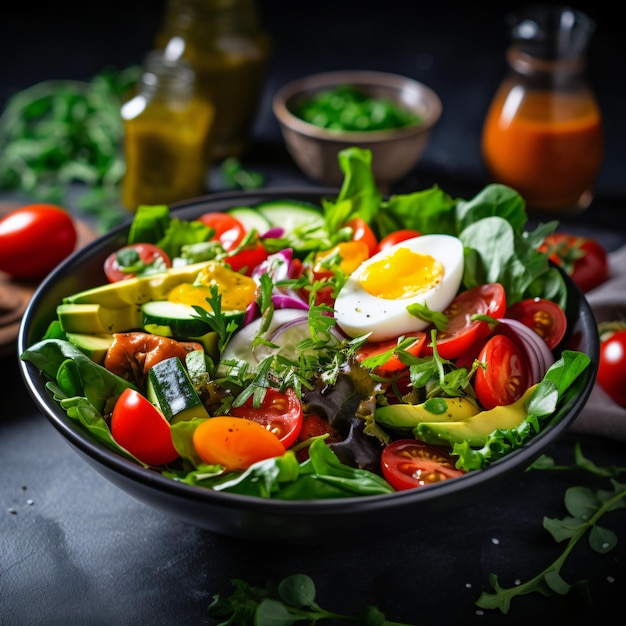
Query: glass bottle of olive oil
[[121, 51, 215, 211], [155, 0, 271, 161]]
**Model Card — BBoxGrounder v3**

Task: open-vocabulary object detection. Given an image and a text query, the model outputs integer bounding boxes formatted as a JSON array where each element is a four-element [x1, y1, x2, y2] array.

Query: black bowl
[[18, 188, 599, 545]]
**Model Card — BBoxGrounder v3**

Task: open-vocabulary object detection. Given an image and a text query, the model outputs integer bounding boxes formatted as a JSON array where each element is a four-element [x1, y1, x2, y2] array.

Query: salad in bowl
[[19, 148, 595, 538]]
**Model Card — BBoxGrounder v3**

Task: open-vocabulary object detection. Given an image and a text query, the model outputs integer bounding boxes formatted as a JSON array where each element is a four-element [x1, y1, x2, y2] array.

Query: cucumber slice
[[227, 207, 272, 233], [142, 300, 244, 339], [255, 200, 325, 232], [147, 356, 209, 423]]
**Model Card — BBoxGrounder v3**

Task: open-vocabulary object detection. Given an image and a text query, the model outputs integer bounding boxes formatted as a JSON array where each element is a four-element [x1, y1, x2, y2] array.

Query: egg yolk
[[167, 261, 257, 310], [359, 248, 443, 299]]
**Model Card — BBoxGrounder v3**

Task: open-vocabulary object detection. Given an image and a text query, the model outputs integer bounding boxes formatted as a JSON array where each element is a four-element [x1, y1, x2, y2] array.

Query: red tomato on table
[[539, 232, 609, 293], [597, 329, 626, 407], [381, 440, 465, 490], [0, 203, 77, 280]]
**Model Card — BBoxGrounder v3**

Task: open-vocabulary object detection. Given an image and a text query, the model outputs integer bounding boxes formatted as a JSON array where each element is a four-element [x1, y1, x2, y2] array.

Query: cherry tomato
[[295, 414, 343, 463], [597, 329, 626, 407], [197, 212, 268, 275], [229, 387, 303, 448], [104, 243, 172, 282], [474, 334, 532, 410], [193, 416, 286, 471], [111, 388, 179, 466], [506, 297, 567, 350], [356, 331, 427, 373], [224, 239, 268, 276], [376, 229, 421, 252], [299, 414, 341, 442], [346, 217, 378, 257], [198, 212, 246, 251], [381, 440, 465, 490], [424, 283, 507, 360], [312, 284, 335, 308], [0, 203, 77, 280], [539, 232, 609, 293]]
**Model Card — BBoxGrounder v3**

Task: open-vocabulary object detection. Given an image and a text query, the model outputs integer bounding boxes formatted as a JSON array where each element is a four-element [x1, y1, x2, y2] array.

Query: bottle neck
[[161, 0, 263, 34], [506, 45, 586, 80], [139, 52, 196, 100]]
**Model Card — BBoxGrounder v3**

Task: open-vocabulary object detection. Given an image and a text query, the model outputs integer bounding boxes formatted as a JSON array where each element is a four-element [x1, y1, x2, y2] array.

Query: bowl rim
[[272, 69, 442, 142], [18, 187, 597, 518]]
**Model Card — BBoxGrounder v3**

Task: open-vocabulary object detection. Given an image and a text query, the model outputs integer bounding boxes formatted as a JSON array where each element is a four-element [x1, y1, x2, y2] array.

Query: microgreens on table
[[207, 573, 414, 626], [476, 441, 626, 613]]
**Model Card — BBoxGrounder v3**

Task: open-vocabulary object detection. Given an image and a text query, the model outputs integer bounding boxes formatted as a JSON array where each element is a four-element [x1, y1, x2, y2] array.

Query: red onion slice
[[497, 317, 555, 384]]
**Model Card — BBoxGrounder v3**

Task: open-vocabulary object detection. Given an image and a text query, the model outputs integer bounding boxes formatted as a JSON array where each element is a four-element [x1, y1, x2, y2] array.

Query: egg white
[[333, 234, 464, 341]]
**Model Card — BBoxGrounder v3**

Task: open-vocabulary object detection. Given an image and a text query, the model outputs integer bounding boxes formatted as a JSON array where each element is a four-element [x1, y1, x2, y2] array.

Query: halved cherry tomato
[[424, 283, 507, 359], [346, 217, 378, 257], [198, 212, 246, 251], [229, 387, 303, 448], [111, 388, 179, 466], [506, 297, 567, 350], [376, 229, 421, 252], [381, 440, 465, 490], [193, 416, 286, 471], [356, 331, 427, 373], [104, 243, 171, 283], [539, 232, 609, 293], [0, 203, 77, 280], [474, 334, 532, 410]]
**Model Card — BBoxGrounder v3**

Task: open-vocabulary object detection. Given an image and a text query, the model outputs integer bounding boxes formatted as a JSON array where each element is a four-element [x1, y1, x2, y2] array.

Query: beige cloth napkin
[[569, 244, 626, 440]]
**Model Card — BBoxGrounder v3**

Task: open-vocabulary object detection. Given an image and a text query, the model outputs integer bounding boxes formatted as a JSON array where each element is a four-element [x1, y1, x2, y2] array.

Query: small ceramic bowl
[[272, 70, 442, 188]]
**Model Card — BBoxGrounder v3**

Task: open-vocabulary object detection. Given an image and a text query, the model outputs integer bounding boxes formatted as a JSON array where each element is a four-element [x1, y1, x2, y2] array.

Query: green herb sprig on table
[[219, 157, 265, 190], [476, 441, 626, 613], [208, 573, 414, 625], [0, 66, 140, 232]]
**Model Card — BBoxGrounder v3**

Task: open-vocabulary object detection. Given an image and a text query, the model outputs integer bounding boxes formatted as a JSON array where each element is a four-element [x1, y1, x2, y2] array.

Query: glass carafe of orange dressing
[[481, 6, 603, 215]]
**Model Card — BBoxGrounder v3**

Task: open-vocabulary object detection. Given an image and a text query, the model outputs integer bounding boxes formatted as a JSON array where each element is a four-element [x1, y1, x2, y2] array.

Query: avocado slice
[[57, 303, 143, 334], [375, 396, 480, 429], [413, 385, 538, 447], [65, 332, 114, 364], [63, 261, 211, 308]]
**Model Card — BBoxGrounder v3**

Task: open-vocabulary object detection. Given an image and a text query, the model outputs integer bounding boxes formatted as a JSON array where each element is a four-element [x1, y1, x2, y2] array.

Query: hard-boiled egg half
[[334, 234, 464, 341]]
